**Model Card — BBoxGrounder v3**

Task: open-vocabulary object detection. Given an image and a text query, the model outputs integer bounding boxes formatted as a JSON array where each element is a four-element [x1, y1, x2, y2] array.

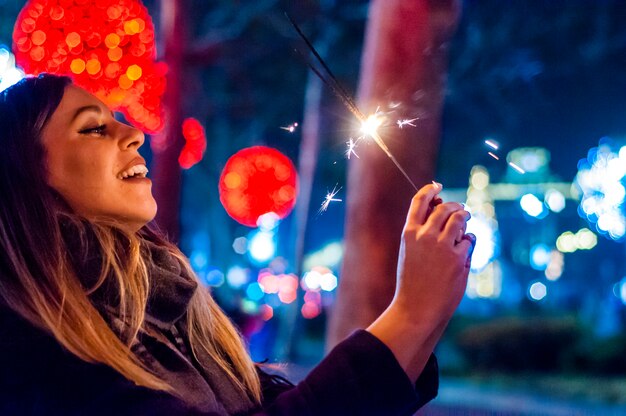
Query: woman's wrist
[[366, 303, 443, 382]]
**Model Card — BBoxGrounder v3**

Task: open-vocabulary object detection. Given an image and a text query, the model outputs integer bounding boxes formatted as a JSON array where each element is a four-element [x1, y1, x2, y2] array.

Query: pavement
[[417, 378, 626, 416]]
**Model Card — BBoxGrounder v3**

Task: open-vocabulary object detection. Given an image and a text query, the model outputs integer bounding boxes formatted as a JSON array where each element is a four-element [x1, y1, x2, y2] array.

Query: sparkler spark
[[287, 14, 419, 191], [346, 138, 359, 159], [488, 152, 499, 160], [280, 122, 299, 133], [508, 162, 526, 174], [485, 139, 499, 150], [319, 186, 342, 214], [397, 118, 419, 129]]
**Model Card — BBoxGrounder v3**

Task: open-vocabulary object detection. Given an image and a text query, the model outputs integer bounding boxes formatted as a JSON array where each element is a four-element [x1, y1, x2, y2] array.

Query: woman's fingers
[[426, 201, 467, 232], [406, 183, 443, 227], [441, 209, 470, 244], [459, 233, 477, 268]]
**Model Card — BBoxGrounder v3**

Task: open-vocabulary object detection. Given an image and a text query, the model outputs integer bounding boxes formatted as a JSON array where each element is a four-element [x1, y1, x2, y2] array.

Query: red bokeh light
[[219, 146, 298, 227], [13, 0, 166, 133], [179, 117, 207, 170]]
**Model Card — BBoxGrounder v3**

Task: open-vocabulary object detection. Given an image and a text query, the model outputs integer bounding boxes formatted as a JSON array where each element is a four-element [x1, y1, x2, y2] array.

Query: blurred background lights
[[226, 266, 249, 289], [232, 236, 248, 255], [277, 274, 298, 304], [463, 166, 502, 299], [544, 189, 566, 213], [528, 281, 547, 301], [246, 282, 265, 302], [470, 169, 490, 190], [241, 299, 259, 315], [260, 304, 273, 321], [247, 230, 276, 264], [507, 148, 550, 174], [575, 138, 626, 241], [466, 215, 497, 272], [302, 269, 322, 291], [190, 249, 209, 271], [301, 301, 322, 319], [302, 266, 338, 292], [303, 242, 343, 271], [179, 117, 207, 169], [544, 250, 564, 281], [520, 193, 547, 218], [556, 231, 577, 253], [319, 272, 338, 292], [575, 228, 598, 250], [257, 270, 280, 294], [556, 228, 598, 253], [201, 268, 225, 287], [0, 46, 24, 92], [616, 277, 626, 305], [529, 244, 551, 270], [257, 212, 281, 231], [302, 290, 323, 319]]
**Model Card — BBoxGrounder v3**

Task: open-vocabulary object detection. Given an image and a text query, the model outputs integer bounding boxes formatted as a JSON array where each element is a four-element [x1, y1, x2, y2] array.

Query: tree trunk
[[151, 0, 187, 242], [326, 0, 461, 348]]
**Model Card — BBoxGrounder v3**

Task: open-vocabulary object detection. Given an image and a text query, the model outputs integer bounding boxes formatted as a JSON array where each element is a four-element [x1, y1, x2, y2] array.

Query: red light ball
[[179, 117, 207, 170], [219, 147, 298, 227], [13, 0, 165, 134]]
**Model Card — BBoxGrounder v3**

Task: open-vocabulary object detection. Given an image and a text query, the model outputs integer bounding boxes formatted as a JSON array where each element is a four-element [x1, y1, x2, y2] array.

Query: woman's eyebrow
[[70, 105, 115, 123]]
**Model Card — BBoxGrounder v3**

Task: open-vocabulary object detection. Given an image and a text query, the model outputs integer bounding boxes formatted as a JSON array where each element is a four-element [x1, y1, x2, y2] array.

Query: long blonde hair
[[0, 75, 261, 402]]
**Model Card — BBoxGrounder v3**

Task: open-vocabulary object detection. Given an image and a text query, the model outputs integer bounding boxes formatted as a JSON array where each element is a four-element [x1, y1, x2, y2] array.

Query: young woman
[[0, 74, 475, 415]]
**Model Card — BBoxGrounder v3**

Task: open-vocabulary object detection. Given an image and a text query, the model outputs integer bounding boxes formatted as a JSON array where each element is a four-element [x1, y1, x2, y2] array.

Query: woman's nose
[[118, 124, 145, 149]]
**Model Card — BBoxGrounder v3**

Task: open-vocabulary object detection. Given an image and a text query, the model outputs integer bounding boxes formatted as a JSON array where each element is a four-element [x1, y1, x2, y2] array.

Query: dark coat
[[0, 305, 438, 415]]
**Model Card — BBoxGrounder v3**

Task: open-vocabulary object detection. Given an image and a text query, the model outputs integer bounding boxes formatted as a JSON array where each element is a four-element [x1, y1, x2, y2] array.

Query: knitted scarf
[[64, 222, 256, 415]]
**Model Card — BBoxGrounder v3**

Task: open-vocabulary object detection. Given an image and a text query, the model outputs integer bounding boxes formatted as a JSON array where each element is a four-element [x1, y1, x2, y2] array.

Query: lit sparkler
[[397, 118, 419, 129], [319, 186, 342, 214], [280, 122, 299, 133], [287, 14, 419, 191]]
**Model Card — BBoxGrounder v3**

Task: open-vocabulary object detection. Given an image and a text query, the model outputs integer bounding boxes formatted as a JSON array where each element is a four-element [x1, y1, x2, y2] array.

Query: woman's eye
[[79, 125, 107, 136]]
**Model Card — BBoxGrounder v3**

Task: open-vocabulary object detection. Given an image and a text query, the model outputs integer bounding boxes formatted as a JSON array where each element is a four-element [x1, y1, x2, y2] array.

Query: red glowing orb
[[219, 146, 298, 227], [13, 0, 166, 133], [179, 117, 207, 169]]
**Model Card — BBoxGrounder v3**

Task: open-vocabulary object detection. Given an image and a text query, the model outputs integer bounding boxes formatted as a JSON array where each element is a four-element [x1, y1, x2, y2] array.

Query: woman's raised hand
[[394, 182, 474, 327], [367, 183, 475, 382]]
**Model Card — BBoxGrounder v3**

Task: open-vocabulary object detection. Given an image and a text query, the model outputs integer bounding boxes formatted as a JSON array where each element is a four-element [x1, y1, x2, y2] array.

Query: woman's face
[[42, 85, 157, 231]]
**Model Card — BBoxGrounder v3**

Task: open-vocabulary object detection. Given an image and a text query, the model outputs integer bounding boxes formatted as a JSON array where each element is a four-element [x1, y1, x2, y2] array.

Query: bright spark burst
[[319, 186, 342, 214], [346, 138, 359, 159], [508, 162, 526, 174], [485, 139, 499, 150], [280, 122, 299, 133], [488, 152, 499, 160], [360, 110, 384, 138], [397, 118, 419, 129]]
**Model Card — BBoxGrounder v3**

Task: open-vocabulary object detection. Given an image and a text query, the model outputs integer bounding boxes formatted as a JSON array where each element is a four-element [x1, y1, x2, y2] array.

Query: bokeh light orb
[[13, 0, 166, 133], [179, 117, 207, 169], [219, 146, 298, 227], [0, 47, 25, 92], [575, 138, 626, 241]]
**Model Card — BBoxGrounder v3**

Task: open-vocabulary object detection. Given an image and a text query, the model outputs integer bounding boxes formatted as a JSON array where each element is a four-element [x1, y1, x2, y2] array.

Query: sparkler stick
[[287, 14, 419, 192]]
